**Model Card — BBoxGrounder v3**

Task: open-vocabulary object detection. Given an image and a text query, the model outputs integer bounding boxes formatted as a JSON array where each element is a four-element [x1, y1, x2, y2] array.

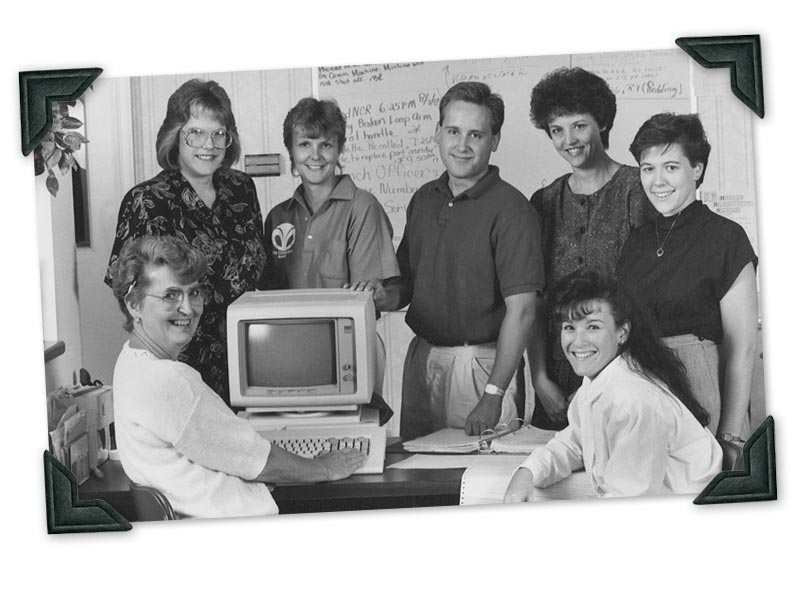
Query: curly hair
[[549, 268, 710, 427], [110, 235, 208, 332], [155, 79, 241, 171], [282, 97, 347, 170], [530, 67, 617, 148], [629, 112, 712, 188], [439, 81, 505, 135]]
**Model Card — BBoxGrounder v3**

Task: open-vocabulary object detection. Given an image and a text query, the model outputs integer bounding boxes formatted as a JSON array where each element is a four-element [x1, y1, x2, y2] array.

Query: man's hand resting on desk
[[316, 449, 368, 481], [503, 467, 536, 503], [465, 393, 503, 436]]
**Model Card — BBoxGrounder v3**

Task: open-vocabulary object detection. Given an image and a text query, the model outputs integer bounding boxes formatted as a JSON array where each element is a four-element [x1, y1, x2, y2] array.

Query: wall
[[77, 77, 136, 388], [36, 169, 82, 392], [131, 68, 313, 221]]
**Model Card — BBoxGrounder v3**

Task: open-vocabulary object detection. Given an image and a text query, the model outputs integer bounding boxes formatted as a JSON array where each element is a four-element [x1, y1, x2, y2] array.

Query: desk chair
[[129, 482, 179, 521]]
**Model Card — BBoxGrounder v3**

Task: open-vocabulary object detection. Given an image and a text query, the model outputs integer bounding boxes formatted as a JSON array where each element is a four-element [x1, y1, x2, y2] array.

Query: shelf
[[44, 340, 65, 362]]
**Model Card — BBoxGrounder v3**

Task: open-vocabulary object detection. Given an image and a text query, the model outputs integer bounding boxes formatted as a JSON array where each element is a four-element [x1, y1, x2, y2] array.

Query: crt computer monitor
[[227, 289, 377, 413]]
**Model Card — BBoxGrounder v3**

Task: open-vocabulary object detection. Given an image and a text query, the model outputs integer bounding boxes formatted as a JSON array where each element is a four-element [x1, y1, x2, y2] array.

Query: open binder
[[402, 425, 556, 454]]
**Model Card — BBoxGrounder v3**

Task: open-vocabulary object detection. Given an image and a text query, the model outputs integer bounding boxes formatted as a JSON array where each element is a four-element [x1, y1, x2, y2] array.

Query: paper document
[[461, 466, 596, 506], [389, 454, 527, 470], [402, 425, 555, 454], [402, 428, 485, 453], [488, 425, 556, 453]]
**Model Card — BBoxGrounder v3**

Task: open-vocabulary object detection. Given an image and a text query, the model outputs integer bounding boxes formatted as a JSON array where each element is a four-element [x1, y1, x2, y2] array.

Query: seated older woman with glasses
[[106, 79, 266, 406], [111, 235, 365, 519]]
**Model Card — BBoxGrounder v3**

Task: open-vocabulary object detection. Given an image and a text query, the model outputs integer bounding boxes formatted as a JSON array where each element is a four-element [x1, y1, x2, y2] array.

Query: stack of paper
[[532, 471, 596, 501], [459, 457, 528, 504]]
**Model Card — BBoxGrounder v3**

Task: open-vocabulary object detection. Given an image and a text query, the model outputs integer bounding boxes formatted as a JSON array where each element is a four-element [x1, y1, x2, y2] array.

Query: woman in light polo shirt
[[260, 98, 400, 397], [260, 97, 399, 290]]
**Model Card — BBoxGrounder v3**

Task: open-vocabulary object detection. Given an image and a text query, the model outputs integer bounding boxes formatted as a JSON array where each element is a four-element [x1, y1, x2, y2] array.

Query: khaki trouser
[[663, 333, 743, 436], [400, 336, 519, 439]]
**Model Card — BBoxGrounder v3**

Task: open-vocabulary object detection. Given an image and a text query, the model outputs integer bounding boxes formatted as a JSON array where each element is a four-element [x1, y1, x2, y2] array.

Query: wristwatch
[[483, 383, 505, 397]]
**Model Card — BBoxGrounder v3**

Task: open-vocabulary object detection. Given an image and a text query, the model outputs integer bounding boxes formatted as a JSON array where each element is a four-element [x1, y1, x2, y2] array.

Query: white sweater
[[113, 342, 278, 518]]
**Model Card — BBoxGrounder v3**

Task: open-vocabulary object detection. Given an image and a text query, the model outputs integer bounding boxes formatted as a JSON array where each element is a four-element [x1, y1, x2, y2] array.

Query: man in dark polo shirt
[[354, 82, 544, 438]]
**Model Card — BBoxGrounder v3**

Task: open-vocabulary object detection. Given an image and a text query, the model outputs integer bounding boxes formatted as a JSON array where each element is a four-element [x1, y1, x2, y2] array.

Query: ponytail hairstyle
[[550, 268, 710, 427]]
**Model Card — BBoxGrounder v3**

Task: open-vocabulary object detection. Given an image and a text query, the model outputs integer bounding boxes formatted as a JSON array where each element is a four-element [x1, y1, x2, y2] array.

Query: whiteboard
[[318, 50, 694, 240]]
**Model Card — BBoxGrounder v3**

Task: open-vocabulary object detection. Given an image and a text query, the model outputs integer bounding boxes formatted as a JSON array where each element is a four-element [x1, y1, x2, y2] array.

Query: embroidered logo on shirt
[[271, 223, 296, 258]]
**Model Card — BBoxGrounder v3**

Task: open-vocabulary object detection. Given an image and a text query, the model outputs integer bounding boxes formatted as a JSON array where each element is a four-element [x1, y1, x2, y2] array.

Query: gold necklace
[[655, 212, 681, 258]]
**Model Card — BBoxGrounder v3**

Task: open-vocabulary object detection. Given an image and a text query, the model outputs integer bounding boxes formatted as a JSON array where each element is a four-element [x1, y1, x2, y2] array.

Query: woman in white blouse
[[504, 268, 721, 501]]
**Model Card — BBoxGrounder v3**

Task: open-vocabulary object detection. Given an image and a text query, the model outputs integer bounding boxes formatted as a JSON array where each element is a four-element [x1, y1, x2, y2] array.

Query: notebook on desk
[[402, 428, 487, 453]]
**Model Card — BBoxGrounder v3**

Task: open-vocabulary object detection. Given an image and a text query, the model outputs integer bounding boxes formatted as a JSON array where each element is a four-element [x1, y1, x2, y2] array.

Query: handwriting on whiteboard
[[574, 50, 690, 99]]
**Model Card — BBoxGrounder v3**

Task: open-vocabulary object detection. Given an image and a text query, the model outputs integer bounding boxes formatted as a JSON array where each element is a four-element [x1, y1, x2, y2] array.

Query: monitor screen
[[245, 320, 338, 388], [227, 289, 377, 411]]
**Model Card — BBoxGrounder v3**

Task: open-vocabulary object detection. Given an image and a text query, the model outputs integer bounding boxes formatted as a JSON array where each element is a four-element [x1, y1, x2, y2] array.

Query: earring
[[135, 316, 142, 325]]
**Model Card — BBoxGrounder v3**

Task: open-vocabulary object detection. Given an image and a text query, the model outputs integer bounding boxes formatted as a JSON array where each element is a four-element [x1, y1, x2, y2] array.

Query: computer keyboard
[[257, 424, 386, 474], [271, 435, 371, 457]]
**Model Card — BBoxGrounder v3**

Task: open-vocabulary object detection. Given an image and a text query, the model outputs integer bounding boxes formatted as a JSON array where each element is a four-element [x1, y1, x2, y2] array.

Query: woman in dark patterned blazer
[[106, 79, 266, 404], [526, 67, 655, 429]]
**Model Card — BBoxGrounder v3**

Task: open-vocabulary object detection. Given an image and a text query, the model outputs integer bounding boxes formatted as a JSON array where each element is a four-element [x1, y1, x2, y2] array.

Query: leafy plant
[[34, 101, 88, 197]]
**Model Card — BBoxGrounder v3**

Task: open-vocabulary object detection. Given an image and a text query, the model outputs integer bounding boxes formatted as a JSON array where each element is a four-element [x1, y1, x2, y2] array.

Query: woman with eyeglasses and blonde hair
[[111, 236, 365, 519], [105, 79, 266, 405]]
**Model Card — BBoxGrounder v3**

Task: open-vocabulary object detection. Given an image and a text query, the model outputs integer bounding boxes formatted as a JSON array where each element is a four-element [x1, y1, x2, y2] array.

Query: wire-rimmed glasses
[[181, 127, 233, 149], [143, 285, 208, 309], [126, 278, 209, 310]]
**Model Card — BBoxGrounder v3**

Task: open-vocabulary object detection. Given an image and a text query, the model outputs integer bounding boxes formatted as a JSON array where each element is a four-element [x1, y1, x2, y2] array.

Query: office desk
[[78, 441, 465, 521], [272, 449, 463, 514]]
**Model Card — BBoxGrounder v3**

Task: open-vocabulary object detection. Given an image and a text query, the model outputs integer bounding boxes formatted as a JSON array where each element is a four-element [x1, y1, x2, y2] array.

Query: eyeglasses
[[181, 127, 233, 149], [137, 284, 209, 309]]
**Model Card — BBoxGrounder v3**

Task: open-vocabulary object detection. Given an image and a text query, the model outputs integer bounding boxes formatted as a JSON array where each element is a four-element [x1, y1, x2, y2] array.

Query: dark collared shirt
[[398, 166, 544, 346]]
